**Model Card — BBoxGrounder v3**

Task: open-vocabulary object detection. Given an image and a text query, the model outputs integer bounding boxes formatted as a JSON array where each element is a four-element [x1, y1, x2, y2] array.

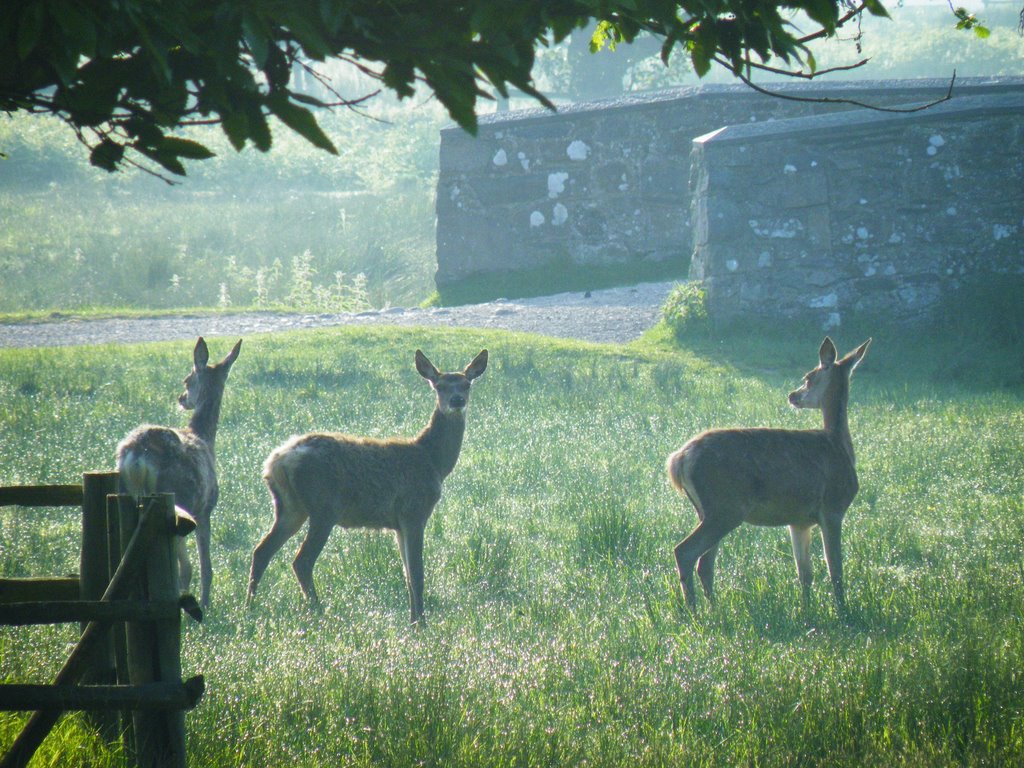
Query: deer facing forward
[[667, 337, 870, 614], [116, 336, 242, 609], [247, 349, 488, 624]]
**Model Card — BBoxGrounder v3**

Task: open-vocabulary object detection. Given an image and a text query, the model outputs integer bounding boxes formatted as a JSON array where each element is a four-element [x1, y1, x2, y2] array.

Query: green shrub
[[661, 280, 709, 338]]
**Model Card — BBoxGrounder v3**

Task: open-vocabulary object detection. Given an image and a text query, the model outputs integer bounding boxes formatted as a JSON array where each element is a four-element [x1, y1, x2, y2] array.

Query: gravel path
[[0, 281, 675, 348]]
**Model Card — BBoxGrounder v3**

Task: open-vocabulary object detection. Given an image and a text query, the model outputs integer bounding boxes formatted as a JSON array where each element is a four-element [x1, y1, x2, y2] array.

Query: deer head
[[179, 337, 243, 411], [415, 349, 488, 415], [788, 336, 870, 410]]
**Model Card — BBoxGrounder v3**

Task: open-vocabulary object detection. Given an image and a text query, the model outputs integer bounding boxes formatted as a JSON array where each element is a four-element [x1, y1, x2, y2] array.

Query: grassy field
[[1, 324, 1022, 766]]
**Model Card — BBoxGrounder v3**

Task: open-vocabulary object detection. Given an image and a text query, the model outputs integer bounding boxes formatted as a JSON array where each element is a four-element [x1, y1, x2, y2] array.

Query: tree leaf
[[221, 111, 249, 152], [590, 21, 619, 53], [157, 136, 216, 160], [266, 96, 338, 154], [17, 4, 45, 60], [319, 0, 348, 35], [89, 139, 124, 172], [862, 0, 891, 18], [290, 92, 330, 108], [52, 0, 97, 59], [242, 13, 270, 67], [136, 144, 186, 176], [382, 61, 416, 99], [247, 101, 272, 153]]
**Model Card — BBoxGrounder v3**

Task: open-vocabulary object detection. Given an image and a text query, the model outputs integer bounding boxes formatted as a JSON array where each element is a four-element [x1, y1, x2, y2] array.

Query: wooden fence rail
[[0, 472, 203, 768]]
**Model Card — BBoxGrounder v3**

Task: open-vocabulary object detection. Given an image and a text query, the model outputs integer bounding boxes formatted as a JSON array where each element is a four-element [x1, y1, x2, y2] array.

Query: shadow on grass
[[660, 273, 1024, 396]]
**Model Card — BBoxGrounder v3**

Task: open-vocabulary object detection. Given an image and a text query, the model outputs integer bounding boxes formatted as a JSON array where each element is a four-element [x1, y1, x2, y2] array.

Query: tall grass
[[1, 325, 1022, 766], [0, 109, 441, 312]]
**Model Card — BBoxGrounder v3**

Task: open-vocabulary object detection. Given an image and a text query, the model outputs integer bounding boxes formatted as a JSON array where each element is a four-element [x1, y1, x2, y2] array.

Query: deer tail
[[262, 442, 311, 527], [118, 448, 158, 499]]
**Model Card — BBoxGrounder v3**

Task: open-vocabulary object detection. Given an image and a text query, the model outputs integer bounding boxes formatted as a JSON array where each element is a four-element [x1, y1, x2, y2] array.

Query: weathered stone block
[[687, 89, 1024, 327], [435, 78, 1024, 308]]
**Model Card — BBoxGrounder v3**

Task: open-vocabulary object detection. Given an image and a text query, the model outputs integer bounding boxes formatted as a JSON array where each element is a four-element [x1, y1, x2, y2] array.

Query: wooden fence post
[[107, 491, 132, 748], [147, 493, 186, 768], [120, 493, 188, 768], [80, 471, 119, 742]]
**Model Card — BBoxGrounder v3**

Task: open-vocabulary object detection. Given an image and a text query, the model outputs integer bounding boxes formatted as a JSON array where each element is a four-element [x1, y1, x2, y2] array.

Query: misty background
[[1, 1, 1020, 314]]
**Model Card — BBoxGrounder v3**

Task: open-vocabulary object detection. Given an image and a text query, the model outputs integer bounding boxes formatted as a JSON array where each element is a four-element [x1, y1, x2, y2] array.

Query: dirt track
[[0, 282, 675, 348]]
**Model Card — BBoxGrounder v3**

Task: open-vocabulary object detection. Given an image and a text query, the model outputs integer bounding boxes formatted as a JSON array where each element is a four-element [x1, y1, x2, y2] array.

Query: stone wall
[[435, 78, 1024, 301], [690, 92, 1024, 328]]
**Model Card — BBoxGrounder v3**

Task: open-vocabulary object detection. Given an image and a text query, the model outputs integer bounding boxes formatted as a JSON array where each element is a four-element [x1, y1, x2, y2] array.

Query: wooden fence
[[0, 471, 204, 768]]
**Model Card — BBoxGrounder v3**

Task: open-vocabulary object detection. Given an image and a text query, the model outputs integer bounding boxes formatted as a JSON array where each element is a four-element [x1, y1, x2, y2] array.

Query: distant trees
[[2, 0, 904, 178]]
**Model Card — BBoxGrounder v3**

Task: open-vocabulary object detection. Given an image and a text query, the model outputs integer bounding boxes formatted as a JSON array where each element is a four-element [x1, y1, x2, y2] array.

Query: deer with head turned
[[247, 349, 488, 624], [667, 336, 871, 615], [116, 336, 242, 609]]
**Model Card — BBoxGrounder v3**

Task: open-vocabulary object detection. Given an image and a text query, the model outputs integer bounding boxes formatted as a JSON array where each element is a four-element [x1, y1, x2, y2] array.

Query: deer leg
[[818, 515, 846, 615], [789, 524, 814, 604], [292, 518, 333, 608], [194, 516, 213, 608], [248, 491, 306, 604], [397, 523, 427, 625], [696, 544, 720, 601], [674, 518, 734, 609]]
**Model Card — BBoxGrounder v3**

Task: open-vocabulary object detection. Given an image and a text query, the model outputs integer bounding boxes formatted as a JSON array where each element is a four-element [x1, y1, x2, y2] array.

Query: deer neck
[[416, 408, 467, 479], [187, 391, 224, 449], [821, 374, 855, 467]]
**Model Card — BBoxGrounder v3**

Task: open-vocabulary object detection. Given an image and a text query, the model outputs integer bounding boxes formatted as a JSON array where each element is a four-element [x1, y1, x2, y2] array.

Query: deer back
[[670, 426, 858, 528], [265, 432, 444, 531], [117, 425, 218, 520]]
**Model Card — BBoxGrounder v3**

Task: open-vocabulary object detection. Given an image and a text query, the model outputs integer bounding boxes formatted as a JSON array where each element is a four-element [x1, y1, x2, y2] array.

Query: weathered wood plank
[[0, 677, 204, 712], [0, 600, 180, 626], [0, 485, 83, 508], [0, 578, 79, 604]]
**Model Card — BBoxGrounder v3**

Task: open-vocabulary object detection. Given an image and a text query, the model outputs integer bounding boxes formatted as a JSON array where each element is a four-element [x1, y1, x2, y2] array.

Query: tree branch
[[721, 54, 872, 79], [294, 59, 384, 114], [794, 2, 873, 45], [732, 67, 958, 113]]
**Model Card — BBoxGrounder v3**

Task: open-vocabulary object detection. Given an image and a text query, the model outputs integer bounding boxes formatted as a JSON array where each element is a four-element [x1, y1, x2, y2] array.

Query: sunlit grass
[[1, 326, 1022, 766]]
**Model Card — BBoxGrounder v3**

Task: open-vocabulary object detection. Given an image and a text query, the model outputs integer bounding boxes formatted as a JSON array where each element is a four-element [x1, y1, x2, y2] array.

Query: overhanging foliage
[[1, 0, 894, 177]]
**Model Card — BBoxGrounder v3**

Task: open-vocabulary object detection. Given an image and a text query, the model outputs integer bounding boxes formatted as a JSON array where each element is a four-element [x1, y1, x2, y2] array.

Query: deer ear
[[818, 337, 837, 367], [415, 350, 439, 383], [464, 349, 488, 380], [842, 338, 872, 371], [193, 337, 210, 368], [221, 339, 242, 368]]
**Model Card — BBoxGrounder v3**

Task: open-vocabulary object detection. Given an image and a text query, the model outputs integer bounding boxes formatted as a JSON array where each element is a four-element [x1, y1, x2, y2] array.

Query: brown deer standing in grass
[[116, 337, 242, 609], [667, 337, 871, 615], [247, 349, 488, 624]]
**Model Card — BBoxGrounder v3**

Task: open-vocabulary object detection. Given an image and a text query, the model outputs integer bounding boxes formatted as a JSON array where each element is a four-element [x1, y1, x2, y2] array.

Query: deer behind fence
[[116, 336, 242, 609]]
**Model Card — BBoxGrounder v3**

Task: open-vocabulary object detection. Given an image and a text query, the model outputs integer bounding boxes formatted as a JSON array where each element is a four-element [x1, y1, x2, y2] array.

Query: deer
[[115, 336, 242, 609], [247, 348, 488, 624], [667, 336, 871, 616]]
